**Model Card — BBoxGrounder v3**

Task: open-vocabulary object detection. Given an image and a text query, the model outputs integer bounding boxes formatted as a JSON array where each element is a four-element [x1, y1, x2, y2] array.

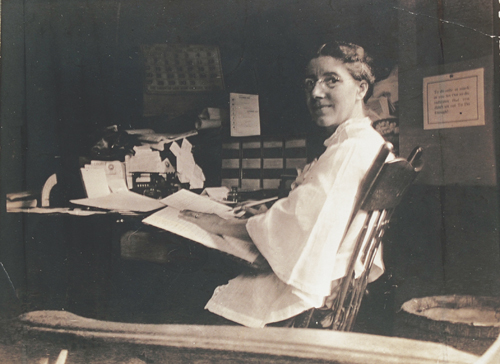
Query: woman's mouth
[[312, 104, 332, 113]]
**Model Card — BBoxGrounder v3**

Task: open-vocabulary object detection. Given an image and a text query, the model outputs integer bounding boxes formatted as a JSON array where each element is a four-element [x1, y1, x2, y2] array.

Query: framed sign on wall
[[423, 68, 484, 130]]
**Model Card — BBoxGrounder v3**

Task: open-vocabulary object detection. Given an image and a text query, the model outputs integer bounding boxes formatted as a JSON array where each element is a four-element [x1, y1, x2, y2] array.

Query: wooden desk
[[17, 207, 245, 323]]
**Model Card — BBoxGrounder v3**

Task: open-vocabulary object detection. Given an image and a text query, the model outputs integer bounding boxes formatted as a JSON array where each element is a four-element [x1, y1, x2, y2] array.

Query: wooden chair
[[291, 143, 424, 331]]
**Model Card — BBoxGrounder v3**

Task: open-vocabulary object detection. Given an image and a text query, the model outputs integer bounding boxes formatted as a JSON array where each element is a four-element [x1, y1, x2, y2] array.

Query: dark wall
[[0, 0, 28, 317], [392, 0, 500, 311], [20, 0, 398, 184], [6, 0, 398, 190]]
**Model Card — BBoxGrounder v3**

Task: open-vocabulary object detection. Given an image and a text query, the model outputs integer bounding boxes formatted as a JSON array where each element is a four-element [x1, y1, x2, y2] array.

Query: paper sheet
[[6, 207, 131, 216], [70, 190, 164, 212], [230, 93, 261, 137], [124, 129, 155, 135], [201, 186, 230, 202], [160, 189, 232, 218], [169, 141, 181, 157], [6, 191, 36, 201], [127, 147, 166, 173], [142, 206, 259, 263], [80, 160, 129, 198], [169, 139, 206, 188], [80, 168, 110, 198], [105, 161, 128, 192], [125, 129, 198, 151]]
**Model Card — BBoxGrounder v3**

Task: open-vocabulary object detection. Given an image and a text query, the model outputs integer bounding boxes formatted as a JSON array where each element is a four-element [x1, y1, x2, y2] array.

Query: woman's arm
[[179, 210, 252, 241], [180, 210, 271, 271]]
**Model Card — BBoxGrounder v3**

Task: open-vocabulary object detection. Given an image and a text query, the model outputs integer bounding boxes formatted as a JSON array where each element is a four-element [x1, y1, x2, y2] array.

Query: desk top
[[6, 206, 144, 216]]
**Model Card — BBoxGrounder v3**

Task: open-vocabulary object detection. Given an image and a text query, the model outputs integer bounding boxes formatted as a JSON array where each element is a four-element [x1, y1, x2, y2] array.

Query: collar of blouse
[[323, 117, 372, 147]]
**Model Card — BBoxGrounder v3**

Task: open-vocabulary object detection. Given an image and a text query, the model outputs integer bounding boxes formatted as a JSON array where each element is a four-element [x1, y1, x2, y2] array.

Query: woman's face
[[305, 56, 367, 131]]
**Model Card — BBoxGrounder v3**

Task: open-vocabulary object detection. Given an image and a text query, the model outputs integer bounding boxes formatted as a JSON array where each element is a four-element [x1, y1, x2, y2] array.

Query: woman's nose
[[311, 81, 325, 98]]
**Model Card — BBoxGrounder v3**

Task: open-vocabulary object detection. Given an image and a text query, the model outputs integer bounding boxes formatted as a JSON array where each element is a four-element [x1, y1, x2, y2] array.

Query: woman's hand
[[179, 210, 226, 235]]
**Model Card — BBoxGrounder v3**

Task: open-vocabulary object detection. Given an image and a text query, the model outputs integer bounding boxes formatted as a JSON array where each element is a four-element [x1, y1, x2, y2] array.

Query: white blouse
[[205, 117, 387, 328]]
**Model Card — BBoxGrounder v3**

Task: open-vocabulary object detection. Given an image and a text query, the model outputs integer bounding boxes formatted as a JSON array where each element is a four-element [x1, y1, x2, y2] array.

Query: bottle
[[227, 186, 239, 203]]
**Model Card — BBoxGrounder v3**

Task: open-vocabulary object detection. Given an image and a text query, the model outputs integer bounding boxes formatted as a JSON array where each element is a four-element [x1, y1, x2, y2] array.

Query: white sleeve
[[246, 136, 383, 297]]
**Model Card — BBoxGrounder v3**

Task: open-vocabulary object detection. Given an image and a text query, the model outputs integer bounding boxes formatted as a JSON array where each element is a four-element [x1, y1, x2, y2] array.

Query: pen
[[232, 196, 279, 214]]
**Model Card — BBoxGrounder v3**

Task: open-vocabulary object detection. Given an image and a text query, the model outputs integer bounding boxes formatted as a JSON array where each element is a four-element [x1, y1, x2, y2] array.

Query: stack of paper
[[126, 146, 173, 174], [6, 191, 37, 211], [79, 161, 128, 196], [71, 160, 164, 212], [125, 129, 198, 151], [70, 192, 164, 212]]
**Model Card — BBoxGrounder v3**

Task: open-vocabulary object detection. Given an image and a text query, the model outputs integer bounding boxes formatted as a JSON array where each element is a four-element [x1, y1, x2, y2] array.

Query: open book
[[142, 190, 260, 263]]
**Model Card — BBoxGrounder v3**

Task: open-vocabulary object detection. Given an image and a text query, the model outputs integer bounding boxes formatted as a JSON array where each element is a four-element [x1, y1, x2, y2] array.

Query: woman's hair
[[315, 41, 376, 102]]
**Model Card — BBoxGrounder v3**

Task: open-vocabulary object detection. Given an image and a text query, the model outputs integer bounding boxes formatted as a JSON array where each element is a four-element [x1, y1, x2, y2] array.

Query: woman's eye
[[324, 77, 339, 87], [304, 79, 315, 89]]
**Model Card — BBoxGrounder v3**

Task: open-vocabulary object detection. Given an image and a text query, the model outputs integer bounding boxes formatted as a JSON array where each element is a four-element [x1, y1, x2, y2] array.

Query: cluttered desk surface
[[5, 123, 304, 269], [6, 123, 303, 215]]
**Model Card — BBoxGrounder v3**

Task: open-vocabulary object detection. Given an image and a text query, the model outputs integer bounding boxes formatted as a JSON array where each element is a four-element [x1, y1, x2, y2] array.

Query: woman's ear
[[357, 80, 369, 101]]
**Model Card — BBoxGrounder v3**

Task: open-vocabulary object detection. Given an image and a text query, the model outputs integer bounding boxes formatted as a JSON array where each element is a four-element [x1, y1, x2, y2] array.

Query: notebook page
[[142, 206, 259, 263]]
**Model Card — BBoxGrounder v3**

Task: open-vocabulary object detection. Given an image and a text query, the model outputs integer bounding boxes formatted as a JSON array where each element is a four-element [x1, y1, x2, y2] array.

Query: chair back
[[292, 143, 423, 330]]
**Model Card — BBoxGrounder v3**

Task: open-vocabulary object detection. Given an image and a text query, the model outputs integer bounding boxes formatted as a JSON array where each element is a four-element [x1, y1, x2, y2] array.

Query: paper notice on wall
[[423, 68, 484, 130], [230, 93, 260, 137]]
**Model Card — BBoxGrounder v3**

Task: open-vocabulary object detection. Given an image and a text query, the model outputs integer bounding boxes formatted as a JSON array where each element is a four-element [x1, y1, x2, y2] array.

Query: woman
[[181, 41, 386, 328]]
